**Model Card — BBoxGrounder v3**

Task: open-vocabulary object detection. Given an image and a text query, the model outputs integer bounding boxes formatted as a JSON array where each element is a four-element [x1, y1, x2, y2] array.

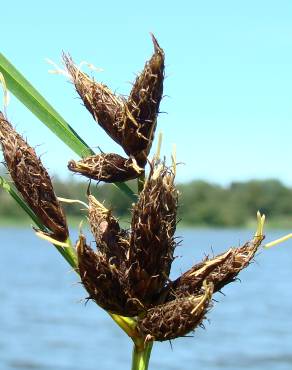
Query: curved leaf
[[0, 53, 92, 158]]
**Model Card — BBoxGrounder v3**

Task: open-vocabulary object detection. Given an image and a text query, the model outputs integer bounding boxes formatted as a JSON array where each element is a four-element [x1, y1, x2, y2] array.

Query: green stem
[[131, 341, 153, 370], [137, 173, 145, 194], [57, 238, 78, 270], [109, 313, 137, 338]]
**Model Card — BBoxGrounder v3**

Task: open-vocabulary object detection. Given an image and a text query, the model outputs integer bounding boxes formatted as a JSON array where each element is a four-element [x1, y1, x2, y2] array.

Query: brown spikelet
[[64, 35, 164, 168], [68, 153, 143, 183], [127, 161, 178, 305], [88, 195, 129, 262], [137, 282, 213, 341], [165, 235, 264, 301], [123, 34, 165, 165], [76, 234, 143, 316], [0, 113, 68, 241], [63, 54, 125, 146]]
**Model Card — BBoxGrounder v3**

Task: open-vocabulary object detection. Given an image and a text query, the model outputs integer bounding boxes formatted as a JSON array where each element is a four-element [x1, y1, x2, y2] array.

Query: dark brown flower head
[[0, 113, 68, 241], [75, 152, 266, 336], [88, 195, 129, 263], [63, 53, 125, 147], [77, 160, 179, 317], [127, 160, 178, 305], [164, 234, 264, 301], [64, 34, 164, 168], [68, 153, 144, 183], [137, 282, 213, 341], [123, 34, 165, 166], [76, 233, 143, 316]]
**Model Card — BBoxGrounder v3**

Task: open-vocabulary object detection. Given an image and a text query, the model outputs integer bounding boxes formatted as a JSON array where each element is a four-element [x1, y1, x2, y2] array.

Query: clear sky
[[1, 1, 292, 185]]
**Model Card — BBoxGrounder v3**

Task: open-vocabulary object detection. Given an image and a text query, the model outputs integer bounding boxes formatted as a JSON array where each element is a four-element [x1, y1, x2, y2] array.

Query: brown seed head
[[127, 160, 178, 305], [63, 53, 125, 147], [165, 234, 264, 301], [68, 153, 143, 183], [64, 35, 164, 168], [137, 282, 213, 341], [76, 233, 143, 316], [0, 113, 68, 241], [123, 34, 165, 165]]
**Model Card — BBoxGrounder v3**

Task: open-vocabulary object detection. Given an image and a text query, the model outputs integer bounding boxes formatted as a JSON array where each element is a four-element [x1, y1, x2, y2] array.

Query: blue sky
[[1, 1, 292, 185]]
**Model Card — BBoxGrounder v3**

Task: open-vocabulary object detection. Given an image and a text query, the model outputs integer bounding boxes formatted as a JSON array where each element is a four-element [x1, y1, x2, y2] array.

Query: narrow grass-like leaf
[[0, 53, 92, 158], [0, 53, 136, 201], [0, 176, 77, 268], [0, 176, 43, 229]]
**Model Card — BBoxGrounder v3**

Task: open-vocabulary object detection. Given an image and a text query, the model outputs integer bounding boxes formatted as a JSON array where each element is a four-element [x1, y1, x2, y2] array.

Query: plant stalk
[[137, 173, 145, 194], [131, 341, 153, 370]]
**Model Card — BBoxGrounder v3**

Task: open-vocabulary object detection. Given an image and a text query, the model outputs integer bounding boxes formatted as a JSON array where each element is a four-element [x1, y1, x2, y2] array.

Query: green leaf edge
[[0, 53, 92, 158], [0, 176, 77, 268]]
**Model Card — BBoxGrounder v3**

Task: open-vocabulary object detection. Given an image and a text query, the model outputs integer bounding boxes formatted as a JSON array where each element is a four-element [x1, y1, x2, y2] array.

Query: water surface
[[0, 228, 291, 370]]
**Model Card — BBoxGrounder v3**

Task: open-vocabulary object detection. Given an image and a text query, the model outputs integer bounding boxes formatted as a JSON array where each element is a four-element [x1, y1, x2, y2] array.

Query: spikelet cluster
[[128, 162, 177, 305], [137, 282, 214, 341], [77, 159, 178, 317], [68, 153, 143, 183], [77, 158, 264, 341], [64, 36, 266, 341], [64, 34, 164, 182], [163, 234, 264, 301], [0, 112, 68, 241]]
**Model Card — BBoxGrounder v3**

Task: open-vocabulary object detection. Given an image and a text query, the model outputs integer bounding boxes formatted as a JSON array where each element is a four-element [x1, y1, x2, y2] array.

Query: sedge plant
[[0, 35, 291, 370]]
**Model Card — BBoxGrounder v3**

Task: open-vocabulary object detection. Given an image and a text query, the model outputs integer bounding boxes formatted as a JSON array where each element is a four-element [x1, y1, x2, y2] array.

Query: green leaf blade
[[0, 52, 93, 158], [0, 176, 44, 230], [0, 176, 77, 269]]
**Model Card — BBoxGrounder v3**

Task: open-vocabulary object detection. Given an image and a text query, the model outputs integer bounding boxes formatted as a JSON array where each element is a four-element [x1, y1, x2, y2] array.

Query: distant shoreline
[[1, 217, 291, 230], [2, 178, 292, 230]]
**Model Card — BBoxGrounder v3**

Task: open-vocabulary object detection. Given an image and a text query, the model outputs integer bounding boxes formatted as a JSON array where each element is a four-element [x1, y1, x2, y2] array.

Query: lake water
[[0, 228, 291, 370]]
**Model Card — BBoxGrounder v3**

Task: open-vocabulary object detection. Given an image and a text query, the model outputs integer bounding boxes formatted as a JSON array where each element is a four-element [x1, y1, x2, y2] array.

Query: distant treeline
[[1, 177, 292, 227]]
